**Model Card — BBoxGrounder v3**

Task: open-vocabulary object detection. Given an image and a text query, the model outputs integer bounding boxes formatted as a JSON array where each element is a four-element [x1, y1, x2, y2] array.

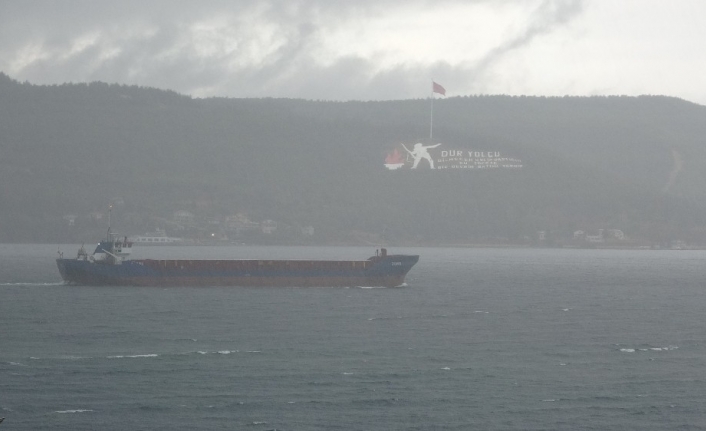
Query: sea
[[2, 244, 706, 431]]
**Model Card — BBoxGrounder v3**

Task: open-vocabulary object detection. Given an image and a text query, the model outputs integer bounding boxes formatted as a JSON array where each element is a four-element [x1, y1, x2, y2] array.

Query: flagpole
[[430, 80, 434, 142]]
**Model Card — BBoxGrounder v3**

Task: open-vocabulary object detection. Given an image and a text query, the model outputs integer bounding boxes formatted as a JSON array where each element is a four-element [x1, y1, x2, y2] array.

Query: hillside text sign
[[384, 143, 523, 171]]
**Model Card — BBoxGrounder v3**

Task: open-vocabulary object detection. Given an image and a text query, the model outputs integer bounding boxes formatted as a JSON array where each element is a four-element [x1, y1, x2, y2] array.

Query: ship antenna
[[107, 204, 112, 241]]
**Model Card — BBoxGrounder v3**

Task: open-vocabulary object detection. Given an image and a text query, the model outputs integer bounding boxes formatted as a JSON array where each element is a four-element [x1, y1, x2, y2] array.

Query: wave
[[198, 349, 261, 355], [0, 282, 64, 286], [619, 345, 678, 353], [30, 349, 262, 361], [169, 350, 247, 356], [55, 409, 93, 414], [107, 354, 159, 359]]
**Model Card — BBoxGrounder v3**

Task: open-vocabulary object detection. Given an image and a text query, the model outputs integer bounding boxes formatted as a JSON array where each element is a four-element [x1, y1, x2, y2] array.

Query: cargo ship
[[56, 232, 419, 287]]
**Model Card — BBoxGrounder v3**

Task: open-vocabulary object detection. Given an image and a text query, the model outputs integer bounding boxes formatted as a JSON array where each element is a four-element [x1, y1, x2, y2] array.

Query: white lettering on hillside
[[384, 143, 523, 171]]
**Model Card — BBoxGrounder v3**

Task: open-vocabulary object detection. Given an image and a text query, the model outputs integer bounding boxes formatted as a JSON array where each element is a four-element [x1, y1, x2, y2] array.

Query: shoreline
[[3, 241, 705, 251]]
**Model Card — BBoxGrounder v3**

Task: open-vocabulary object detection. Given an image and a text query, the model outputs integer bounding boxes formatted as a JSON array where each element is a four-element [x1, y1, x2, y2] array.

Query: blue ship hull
[[56, 254, 419, 287]]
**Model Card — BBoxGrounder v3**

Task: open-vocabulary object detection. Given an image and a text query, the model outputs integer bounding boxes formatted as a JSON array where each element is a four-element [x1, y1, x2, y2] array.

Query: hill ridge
[[2, 73, 706, 246]]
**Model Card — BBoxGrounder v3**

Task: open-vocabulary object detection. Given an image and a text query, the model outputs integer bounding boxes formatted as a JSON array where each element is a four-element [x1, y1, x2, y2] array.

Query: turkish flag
[[432, 81, 446, 96]]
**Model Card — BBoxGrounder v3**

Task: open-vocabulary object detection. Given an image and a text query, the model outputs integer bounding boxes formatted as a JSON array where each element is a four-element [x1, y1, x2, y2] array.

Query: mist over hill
[[2, 72, 706, 246]]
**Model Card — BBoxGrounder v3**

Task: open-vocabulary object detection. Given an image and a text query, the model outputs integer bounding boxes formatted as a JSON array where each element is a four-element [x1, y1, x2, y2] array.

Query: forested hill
[[2, 71, 706, 246]]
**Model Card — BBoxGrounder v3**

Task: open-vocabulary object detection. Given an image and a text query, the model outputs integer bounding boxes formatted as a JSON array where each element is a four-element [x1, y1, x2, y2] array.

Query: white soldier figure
[[401, 143, 441, 169]]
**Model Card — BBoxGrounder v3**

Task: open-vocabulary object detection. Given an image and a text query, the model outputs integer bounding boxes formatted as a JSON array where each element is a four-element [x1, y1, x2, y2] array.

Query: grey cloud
[[0, 0, 585, 100], [465, 0, 586, 91]]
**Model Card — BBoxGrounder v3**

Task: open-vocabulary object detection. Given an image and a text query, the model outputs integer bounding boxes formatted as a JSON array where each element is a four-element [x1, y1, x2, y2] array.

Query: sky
[[1, 0, 705, 104]]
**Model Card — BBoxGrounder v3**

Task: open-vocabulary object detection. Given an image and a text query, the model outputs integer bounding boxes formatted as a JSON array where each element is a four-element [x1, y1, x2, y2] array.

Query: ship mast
[[107, 204, 112, 241]]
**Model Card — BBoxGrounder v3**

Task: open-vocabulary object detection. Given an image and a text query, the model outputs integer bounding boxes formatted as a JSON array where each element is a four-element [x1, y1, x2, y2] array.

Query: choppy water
[[2, 244, 706, 430]]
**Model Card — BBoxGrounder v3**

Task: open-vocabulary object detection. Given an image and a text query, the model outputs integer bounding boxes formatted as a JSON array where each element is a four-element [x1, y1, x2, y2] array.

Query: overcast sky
[[1, 0, 705, 104]]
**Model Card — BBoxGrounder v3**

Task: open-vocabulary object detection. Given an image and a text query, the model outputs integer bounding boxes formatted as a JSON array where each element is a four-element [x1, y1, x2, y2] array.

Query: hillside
[[2, 72, 706, 246]]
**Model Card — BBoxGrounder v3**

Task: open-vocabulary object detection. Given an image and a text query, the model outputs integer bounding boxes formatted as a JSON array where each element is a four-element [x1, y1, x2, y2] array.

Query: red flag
[[432, 81, 446, 96]]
